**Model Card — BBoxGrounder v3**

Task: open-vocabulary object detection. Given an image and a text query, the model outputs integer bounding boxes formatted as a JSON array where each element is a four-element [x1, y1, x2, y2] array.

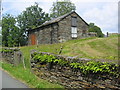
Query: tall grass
[[1, 61, 63, 88], [20, 35, 118, 64], [1, 35, 118, 88]]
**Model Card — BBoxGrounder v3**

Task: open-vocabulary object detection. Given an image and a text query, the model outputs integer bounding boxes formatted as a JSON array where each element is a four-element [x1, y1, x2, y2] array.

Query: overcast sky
[[2, 0, 119, 34]]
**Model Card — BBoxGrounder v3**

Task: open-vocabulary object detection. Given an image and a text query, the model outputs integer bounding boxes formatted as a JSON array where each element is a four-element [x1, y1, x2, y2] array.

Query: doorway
[[30, 34, 36, 45]]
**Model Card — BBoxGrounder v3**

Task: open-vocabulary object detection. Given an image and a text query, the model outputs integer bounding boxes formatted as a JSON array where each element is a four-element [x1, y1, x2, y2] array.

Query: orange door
[[30, 34, 36, 45]]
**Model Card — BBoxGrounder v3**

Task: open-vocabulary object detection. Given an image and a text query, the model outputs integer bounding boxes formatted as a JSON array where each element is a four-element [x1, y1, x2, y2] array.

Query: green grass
[[0, 61, 64, 88], [1, 35, 118, 88], [19, 35, 119, 88], [20, 35, 119, 64]]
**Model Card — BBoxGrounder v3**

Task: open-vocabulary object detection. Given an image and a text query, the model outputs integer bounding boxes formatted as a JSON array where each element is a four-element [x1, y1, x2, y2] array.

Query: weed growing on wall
[[32, 53, 68, 66], [1, 48, 19, 53], [32, 52, 119, 77]]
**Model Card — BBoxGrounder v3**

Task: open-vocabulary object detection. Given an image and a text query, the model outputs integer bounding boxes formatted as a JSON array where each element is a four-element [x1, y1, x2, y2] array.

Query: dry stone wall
[[1, 48, 23, 66], [30, 50, 120, 89]]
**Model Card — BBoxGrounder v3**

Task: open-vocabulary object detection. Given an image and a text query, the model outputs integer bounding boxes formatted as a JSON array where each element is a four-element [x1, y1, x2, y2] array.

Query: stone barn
[[28, 11, 89, 45]]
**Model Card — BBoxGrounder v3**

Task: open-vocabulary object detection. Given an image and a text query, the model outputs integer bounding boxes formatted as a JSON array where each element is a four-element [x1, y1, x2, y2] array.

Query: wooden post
[[107, 32, 109, 37], [58, 45, 64, 54], [22, 55, 26, 69]]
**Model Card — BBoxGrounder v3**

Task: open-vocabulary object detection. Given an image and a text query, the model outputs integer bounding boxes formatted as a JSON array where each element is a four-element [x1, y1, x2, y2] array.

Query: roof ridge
[[30, 10, 89, 30], [35, 11, 75, 29]]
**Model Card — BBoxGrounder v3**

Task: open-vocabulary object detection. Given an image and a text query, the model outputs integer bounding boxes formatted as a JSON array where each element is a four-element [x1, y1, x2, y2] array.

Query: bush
[[88, 23, 104, 37]]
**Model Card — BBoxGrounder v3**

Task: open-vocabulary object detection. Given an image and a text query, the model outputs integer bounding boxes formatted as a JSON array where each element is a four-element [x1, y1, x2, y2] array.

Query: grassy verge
[[20, 35, 119, 64], [0, 61, 64, 88], [1, 35, 118, 88]]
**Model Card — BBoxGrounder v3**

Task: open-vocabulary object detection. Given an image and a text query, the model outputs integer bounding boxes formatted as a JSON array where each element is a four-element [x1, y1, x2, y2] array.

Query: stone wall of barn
[[36, 23, 59, 44], [37, 25, 52, 44], [58, 12, 89, 43], [28, 12, 89, 45], [58, 15, 71, 42], [28, 23, 59, 45], [50, 23, 59, 44]]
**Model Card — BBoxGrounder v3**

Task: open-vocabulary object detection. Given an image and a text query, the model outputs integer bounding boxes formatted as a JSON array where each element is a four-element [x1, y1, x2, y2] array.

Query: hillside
[[20, 35, 118, 66]]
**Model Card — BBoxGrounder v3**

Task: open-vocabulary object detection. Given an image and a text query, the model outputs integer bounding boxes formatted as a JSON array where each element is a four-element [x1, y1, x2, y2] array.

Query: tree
[[0, 20, 1, 27], [2, 14, 19, 47], [0, 21, 1, 45], [0, 35, 1, 45], [50, 0, 76, 18], [17, 2, 50, 45], [88, 23, 104, 37], [17, 2, 50, 30], [7, 26, 19, 47], [2, 3, 50, 47]]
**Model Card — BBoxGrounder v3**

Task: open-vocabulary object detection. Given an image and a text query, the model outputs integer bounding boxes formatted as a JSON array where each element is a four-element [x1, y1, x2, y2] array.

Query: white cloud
[[2, 1, 53, 16], [2, 2, 35, 16], [2, 0, 119, 3], [38, 2, 53, 13], [2, 0, 55, 3], [80, 2, 118, 34]]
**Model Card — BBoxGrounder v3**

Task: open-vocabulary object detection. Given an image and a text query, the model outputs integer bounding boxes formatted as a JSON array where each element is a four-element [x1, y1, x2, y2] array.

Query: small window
[[71, 27, 77, 38], [71, 17, 77, 27]]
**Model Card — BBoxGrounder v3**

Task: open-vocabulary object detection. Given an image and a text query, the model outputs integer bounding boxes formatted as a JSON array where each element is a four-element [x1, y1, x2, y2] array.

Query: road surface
[[0, 69, 28, 89]]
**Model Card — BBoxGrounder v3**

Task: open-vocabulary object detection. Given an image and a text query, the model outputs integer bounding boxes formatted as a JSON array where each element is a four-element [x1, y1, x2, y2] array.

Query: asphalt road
[[0, 69, 28, 89]]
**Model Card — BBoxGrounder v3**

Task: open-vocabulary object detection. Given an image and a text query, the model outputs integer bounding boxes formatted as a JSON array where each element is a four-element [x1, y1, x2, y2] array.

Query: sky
[[2, 0, 119, 34]]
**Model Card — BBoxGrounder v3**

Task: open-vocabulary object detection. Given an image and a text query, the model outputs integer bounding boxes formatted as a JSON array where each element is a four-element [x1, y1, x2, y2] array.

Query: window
[[71, 17, 77, 38], [71, 17, 77, 27], [71, 27, 77, 38]]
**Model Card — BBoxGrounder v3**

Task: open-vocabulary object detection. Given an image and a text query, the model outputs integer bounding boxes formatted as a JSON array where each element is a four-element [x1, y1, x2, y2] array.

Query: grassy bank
[[0, 61, 64, 88], [1, 35, 118, 88], [20, 35, 118, 65]]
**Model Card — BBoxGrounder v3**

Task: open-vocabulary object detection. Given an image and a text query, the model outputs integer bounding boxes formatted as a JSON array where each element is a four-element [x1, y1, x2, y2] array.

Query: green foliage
[[0, 34, 2, 45], [70, 61, 119, 76], [70, 63, 81, 69], [50, 0, 76, 18], [2, 3, 50, 47], [0, 20, 2, 27], [1, 48, 19, 53], [17, 2, 50, 30], [54, 59, 68, 66], [0, 20, 1, 45], [2, 48, 14, 53], [16, 3, 50, 46], [32, 53, 119, 76], [88, 23, 104, 37], [2, 14, 20, 47], [33, 53, 68, 66]]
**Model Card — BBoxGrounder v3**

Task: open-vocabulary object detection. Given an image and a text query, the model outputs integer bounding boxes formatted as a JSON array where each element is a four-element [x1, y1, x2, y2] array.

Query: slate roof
[[31, 11, 89, 30]]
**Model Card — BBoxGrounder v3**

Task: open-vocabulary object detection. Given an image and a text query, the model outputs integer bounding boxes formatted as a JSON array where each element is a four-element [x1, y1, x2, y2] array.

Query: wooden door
[[30, 34, 36, 45]]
